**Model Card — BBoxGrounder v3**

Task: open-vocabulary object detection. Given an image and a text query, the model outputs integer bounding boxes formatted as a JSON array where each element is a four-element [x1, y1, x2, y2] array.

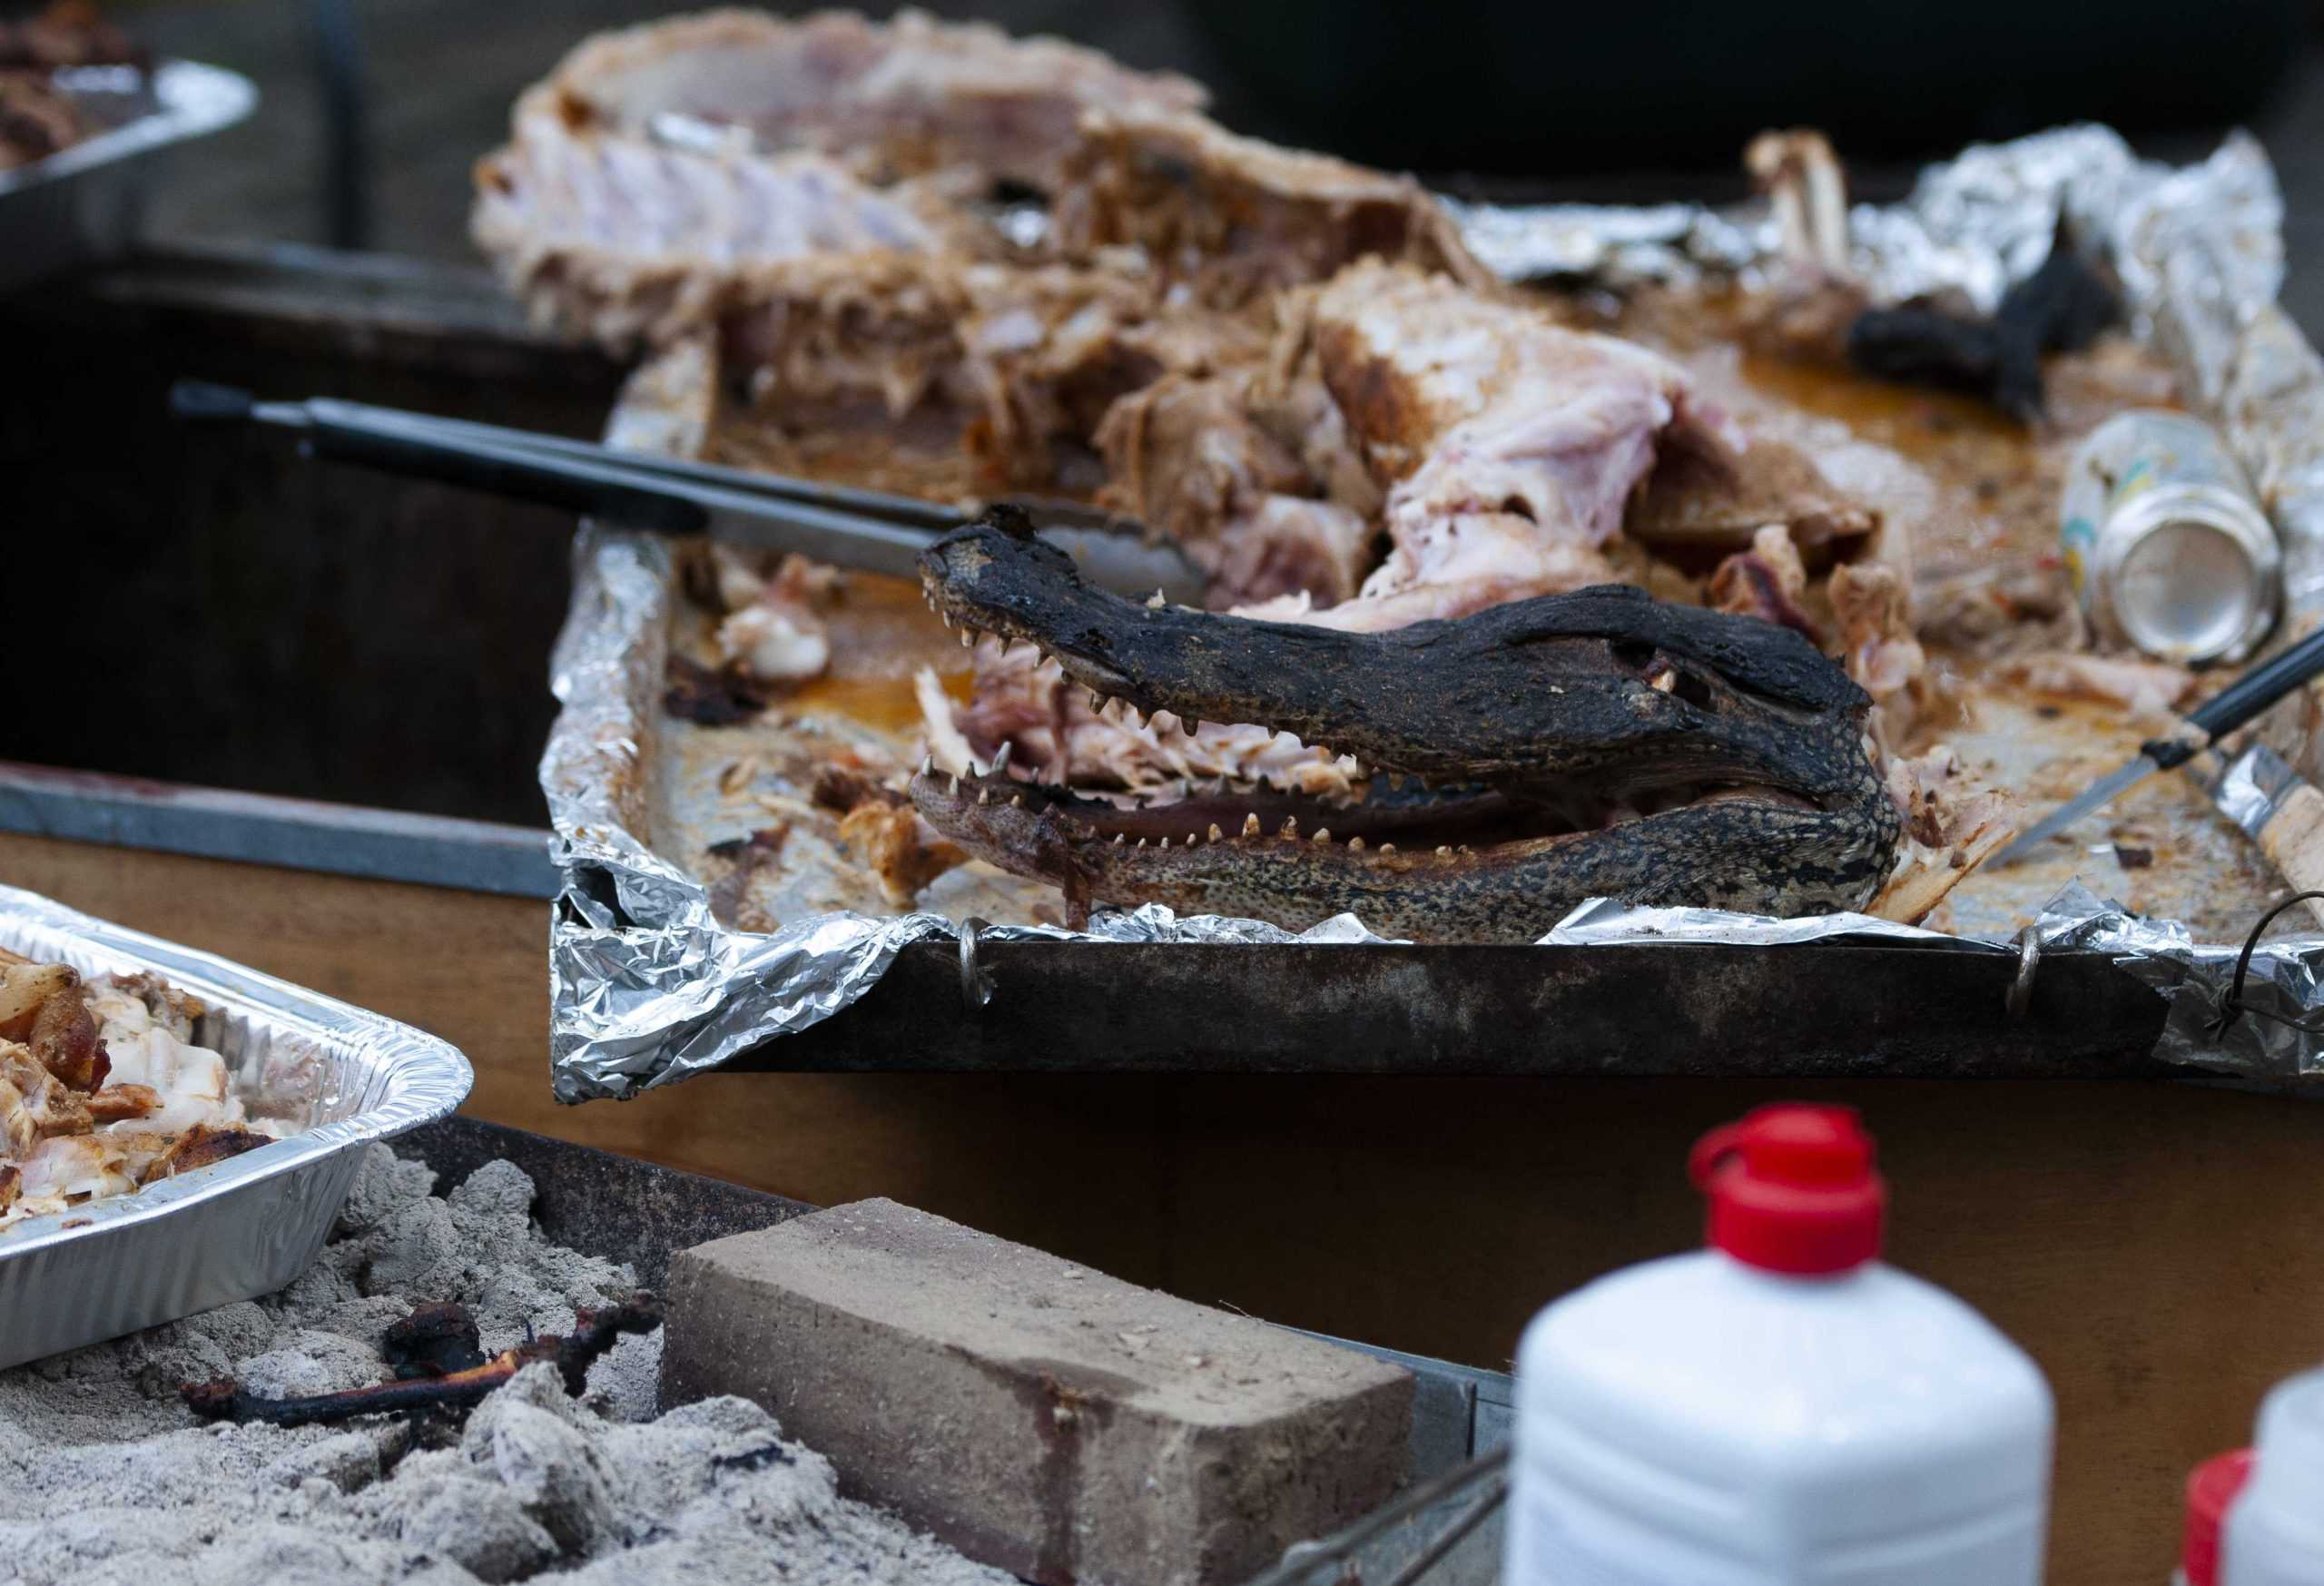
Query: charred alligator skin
[[911, 509, 1901, 943]]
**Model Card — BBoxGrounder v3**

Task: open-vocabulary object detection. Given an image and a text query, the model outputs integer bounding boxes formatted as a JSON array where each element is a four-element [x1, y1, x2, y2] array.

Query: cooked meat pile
[[478, 9, 2083, 938], [0, 949, 282, 1230], [0, 1, 148, 172]]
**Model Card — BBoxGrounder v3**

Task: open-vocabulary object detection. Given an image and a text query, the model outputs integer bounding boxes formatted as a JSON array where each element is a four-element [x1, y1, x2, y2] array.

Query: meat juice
[[1503, 1104, 2053, 1584]]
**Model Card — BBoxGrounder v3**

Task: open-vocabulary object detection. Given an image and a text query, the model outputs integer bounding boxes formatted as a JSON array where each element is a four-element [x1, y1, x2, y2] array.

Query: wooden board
[[5, 827, 2319, 1584]]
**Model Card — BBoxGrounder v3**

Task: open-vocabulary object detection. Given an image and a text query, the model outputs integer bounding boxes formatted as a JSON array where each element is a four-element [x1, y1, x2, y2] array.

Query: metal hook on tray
[[2004, 924, 2042, 1021], [958, 916, 994, 1012]]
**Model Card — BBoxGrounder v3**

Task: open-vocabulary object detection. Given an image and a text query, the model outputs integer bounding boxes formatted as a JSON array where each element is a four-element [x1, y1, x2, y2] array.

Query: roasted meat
[[0, 960, 287, 1232], [473, 9, 1204, 352], [1094, 372, 1374, 608], [1223, 261, 1726, 632], [1050, 107, 1492, 308]]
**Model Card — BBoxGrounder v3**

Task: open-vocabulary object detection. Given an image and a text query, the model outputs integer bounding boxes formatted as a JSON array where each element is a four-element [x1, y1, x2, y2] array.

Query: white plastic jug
[[2225, 1367, 2324, 1586], [1504, 1103, 2054, 1585]]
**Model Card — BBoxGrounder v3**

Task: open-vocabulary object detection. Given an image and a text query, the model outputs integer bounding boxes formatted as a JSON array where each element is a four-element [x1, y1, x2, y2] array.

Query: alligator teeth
[[1010, 793, 1024, 809], [1207, 824, 1224, 843], [940, 612, 952, 629], [1113, 833, 1125, 845], [991, 742, 1013, 775], [959, 630, 973, 649], [1436, 845, 1453, 857], [1281, 816, 1299, 837], [919, 754, 933, 777], [1378, 842, 1396, 855], [948, 774, 960, 795], [1651, 669, 1677, 693], [1137, 838, 1147, 849], [1312, 828, 1330, 844], [976, 786, 990, 804], [1159, 836, 1171, 850], [1242, 813, 1261, 838], [1347, 836, 1365, 852], [1146, 589, 1167, 608]]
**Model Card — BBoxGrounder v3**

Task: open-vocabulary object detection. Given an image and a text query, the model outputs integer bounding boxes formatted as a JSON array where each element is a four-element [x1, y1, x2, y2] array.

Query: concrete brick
[[661, 1197, 1413, 1586]]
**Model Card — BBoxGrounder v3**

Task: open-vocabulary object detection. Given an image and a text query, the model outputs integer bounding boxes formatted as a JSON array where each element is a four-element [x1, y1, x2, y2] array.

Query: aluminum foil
[[0, 882, 472, 1370], [544, 123, 2324, 1098], [2034, 882, 2324, 1078]]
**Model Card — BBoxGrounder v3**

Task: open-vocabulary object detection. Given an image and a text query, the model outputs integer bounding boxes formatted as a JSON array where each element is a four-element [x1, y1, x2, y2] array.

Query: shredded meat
[[1231, 261, 1721, 632], [1630, 424, 1877, 555], [1050, 107, 1491, 308], [714, 551, 837, 684], [473, 9, 1203, 353], [1916, 560, 2083, 657], [1710, 526, 1822, 643], [0, 2, 149, 71], [1828, 561, 1927, 704], [27, 980, 107, 1093], [0, 966, 290, 1231], [1994, 651, 2194, 719], [828, 786, 968, 906], [1868, 746, 2021, 925], [940, 639, 1361, 801], [1094, 372, 1373, 608]]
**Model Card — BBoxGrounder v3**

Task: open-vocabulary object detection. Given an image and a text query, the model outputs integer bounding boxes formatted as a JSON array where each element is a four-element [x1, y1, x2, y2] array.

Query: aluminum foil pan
[[0, 883, 471, 1370], [0, 60, 257, 295], [544, 124, 2324, 1099]]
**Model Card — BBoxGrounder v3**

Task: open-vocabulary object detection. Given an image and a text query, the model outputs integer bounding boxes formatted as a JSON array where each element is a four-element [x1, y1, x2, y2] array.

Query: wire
[[2217, 892, 2324, 1037]]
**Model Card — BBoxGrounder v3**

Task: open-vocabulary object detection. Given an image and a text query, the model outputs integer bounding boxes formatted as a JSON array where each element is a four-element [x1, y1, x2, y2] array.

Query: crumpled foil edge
[[545, 124, 2324, 1100]]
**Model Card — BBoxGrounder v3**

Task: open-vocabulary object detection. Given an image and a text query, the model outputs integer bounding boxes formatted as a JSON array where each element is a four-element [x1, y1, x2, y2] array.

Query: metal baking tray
[[539, 128, 2324, 1098], [0, 882, 471, 1371], [0, 60, 256, 295]]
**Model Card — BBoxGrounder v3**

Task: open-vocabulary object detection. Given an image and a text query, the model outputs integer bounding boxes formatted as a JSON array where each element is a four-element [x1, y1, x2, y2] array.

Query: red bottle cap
[[2181, 1449, 2255, 1586], [1688, 1104, 1886, 1275]]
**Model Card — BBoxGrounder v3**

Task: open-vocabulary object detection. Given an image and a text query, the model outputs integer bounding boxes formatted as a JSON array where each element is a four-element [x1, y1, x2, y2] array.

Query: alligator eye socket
[[1669, 670, 1717, 711], [1610, 639, 1656, 668]]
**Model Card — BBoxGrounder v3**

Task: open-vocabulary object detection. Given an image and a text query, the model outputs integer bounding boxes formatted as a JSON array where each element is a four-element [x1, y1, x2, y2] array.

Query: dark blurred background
[[99, 0, 2324, 254], [12, 0, 2324, 825]]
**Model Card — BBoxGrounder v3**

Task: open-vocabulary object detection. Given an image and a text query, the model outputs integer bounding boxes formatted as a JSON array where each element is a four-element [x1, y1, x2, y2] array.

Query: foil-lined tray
[[543, 125, 2324, 1101], [0, 59, 257, 295], [0, 883, 472, 1371]]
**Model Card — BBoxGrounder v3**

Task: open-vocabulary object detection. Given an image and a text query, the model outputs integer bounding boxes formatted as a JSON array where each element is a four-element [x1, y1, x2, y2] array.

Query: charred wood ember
[[1846, 223, 2119, 421], [182, 1295, 664, 1428], [383, 1300, 490, 1379]]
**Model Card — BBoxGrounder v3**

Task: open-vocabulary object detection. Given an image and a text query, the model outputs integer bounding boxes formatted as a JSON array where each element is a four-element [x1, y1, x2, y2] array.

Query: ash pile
[[0, 1146, 1008, 1586]]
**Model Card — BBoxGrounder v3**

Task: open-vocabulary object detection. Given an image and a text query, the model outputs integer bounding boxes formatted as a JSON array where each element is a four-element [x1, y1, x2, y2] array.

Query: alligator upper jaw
[[917, 509, 1876, 811]]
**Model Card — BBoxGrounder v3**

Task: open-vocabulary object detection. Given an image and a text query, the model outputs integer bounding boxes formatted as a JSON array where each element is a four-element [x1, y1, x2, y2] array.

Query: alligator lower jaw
[[910, 760, 1875, 944]]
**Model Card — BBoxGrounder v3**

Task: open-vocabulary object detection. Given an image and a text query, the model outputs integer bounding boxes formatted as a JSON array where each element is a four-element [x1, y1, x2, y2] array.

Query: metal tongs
[[168, 380, 1209, 604]]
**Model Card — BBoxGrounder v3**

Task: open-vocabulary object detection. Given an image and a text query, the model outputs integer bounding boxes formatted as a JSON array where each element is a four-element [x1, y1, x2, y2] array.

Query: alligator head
[[911, 508, 1899, 942]]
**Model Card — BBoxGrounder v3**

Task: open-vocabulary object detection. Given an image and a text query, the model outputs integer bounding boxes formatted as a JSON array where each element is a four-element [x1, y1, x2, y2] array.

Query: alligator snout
[[912, 511, 1899, 941]]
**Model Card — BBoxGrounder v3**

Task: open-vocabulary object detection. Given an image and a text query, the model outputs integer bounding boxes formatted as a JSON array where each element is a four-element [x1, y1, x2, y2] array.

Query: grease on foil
[[546, 125, 2324, 1099]]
